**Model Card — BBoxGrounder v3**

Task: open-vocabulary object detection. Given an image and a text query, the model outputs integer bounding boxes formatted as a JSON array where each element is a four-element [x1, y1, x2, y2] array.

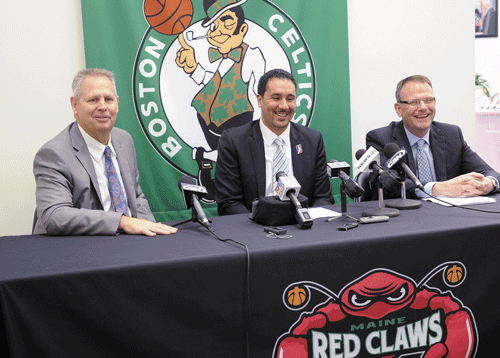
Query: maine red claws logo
[[275, 262, 477, 358]]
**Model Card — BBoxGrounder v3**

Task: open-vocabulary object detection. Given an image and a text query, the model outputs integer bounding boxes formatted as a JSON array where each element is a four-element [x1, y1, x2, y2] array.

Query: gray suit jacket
[[215, 120, 334, 215], [33, 122, 155, 235], [366, 120, 500, 199]]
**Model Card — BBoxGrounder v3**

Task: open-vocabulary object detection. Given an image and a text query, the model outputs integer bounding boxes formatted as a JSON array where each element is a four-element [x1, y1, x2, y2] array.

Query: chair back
[[354, 171, 373, 202]]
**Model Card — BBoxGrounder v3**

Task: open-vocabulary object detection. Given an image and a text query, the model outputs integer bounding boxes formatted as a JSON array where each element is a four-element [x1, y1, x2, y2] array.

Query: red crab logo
[[274, 262, 477, 358]]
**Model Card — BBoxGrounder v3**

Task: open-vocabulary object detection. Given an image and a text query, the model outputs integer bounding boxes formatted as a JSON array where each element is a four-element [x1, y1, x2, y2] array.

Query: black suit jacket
[[366, 120, 500, 199], [215, 121, 334, 215]]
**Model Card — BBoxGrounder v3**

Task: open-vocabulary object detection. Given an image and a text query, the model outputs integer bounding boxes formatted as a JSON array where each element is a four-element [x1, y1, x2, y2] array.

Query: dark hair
[[395, 75, 433, 102], [257, 69, 297, 97]]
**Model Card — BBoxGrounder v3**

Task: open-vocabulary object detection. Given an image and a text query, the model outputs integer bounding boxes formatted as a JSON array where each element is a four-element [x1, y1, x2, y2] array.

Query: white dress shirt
[[78, 124, 130, 215]]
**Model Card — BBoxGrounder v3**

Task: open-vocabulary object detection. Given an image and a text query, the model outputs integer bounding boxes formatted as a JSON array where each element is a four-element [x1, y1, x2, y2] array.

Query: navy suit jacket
[[215, 120, 334, 216], [366, 120, 500, 199], [33, 122, 155, 235]]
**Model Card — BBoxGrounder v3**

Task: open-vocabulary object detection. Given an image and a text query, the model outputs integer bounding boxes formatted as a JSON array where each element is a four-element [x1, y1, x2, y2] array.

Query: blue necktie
[[416, 139, 432, 183], [104, 146, 128, 214], [273, 136, 290, 194]]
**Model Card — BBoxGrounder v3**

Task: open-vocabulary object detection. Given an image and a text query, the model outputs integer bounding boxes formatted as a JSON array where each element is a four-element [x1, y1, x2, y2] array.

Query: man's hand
[[118, 216, 178, 237], [176, 33, 197, 74], [432, 172, 494, 197]]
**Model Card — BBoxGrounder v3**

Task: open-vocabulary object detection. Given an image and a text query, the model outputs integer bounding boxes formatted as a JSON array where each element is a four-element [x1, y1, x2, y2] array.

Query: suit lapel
[[290, 124, 304, 184], [249, 122, 267, 197], [394, 121, 416, 171], [429, 125, 447, 181], [70, 123, 104, 207]]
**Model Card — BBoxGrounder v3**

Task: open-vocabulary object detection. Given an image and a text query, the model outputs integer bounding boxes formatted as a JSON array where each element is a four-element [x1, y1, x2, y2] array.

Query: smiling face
[[258, 77, 297, 136], [207, 9, 247, 54], [71, 75, 119, 145], [395, 81, 435, 138]]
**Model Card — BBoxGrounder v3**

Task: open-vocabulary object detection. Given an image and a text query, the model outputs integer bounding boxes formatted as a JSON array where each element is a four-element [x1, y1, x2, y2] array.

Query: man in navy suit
[[366, 74, 500, 199], [33, 69, 178, 236], [214, 69, 334, 216]]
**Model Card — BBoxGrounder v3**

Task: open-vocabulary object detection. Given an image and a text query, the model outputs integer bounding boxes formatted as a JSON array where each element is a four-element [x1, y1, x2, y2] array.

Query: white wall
[[476, 36, 500, 96], [0, 1, 85, 235], [348, 1, 475, 167], [0, 1, 475, 235]]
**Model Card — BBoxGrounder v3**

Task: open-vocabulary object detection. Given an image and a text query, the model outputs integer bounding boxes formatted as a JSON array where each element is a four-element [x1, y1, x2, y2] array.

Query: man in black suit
[[366, 74, 500, 199], [215, 69, 334, 215]]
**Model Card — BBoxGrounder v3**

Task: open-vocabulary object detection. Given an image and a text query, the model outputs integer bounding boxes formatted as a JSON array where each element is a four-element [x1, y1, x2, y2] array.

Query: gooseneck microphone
[[384, 143, 424, 190], [178, 175, 210, 228], [275, 171, 313, 229]]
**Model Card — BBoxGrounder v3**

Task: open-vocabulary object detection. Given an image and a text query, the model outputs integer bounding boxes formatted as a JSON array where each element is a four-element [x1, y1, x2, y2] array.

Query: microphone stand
[[339, 182, 359, 222], [173, 206, 212, 228], [362, 169, 401, 218], [385, 171, 422, 210]]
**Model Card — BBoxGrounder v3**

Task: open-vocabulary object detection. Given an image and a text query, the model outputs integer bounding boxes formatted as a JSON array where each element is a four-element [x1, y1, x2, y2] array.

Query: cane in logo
[[134, 0, 315, 203], [275, 262, 477, 358]]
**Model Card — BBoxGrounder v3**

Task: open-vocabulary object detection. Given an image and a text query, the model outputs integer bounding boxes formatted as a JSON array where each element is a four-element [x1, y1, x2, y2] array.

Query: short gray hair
[[72, 68, 117, 101], [395, 75, 432, 102]]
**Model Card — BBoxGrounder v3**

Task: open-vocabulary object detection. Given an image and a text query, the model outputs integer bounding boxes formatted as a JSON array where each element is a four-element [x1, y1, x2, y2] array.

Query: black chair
[[31, 209, 37, 234], [354, 171, 373, 202]]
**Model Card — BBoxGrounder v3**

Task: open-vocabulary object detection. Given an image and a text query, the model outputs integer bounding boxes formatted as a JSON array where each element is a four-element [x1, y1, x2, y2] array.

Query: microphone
[[383, 143, 424, 190], [355, 148, 401, 192], [275, 172, 313, 229], [355, 147, 383, 173], [327, 160, 365, 199], [178, 175, 210, 228]]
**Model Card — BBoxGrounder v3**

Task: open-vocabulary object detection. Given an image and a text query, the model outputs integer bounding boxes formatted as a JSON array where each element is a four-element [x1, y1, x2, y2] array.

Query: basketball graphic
[[144, 0, 193, 35], [446, 264, 465, 285], [287, 286, 307, 307]]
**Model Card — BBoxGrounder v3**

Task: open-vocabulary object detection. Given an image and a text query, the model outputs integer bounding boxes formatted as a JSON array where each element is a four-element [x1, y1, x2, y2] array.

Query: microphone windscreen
[[379, 171, 401, 192], [178, 175, 196, 190], [383, 143, 400, 158], [355, 149, 366, 160]]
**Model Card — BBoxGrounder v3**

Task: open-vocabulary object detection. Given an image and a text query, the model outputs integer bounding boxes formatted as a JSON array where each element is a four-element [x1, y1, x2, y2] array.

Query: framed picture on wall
[[476, 0, 498, 37]]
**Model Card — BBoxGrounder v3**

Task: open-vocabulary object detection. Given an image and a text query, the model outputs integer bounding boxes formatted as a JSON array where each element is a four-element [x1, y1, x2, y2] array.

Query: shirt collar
[[404, 126, 431, 148], [77, 123, 116, 160], [259, 120, 291, 148]]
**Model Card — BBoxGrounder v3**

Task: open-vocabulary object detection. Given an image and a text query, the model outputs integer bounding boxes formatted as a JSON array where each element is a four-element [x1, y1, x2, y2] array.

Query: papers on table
[[423, 196, 496, 207], [308, 207, 341, 219]]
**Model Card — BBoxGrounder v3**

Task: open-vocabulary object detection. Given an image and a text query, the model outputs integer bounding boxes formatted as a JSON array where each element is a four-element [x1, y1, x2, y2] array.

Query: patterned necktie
[[104, 146, 128, 214], [416, 139, 432, 183], [272, 136, 290, 194]]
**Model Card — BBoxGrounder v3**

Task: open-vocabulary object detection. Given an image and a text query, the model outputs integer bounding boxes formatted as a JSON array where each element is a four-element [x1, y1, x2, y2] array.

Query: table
[[1, 197, 500, 358]]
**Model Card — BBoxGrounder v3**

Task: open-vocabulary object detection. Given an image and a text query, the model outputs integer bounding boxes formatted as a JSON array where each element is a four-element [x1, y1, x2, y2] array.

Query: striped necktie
[[104, 146, 128, 214], [415, 139, 432, 183], [272, 136, 290, 194]]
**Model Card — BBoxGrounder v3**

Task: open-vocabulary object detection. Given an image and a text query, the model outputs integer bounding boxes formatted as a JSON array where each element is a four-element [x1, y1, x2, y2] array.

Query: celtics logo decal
[[134, 0, 315, 202]]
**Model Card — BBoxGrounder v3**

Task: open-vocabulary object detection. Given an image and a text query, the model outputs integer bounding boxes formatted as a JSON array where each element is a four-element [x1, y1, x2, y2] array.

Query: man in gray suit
[[366, 74, 500, 199], [33, 69, 177, 236]]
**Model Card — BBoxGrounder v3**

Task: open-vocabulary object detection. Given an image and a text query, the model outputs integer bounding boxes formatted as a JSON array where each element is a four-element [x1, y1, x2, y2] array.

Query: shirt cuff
[[415, 182, 436, 198], [487, 176, 500, 193]]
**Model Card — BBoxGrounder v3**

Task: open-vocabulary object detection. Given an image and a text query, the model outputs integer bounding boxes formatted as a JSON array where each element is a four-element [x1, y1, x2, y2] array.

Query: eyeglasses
[[398, 97, 436, 106]]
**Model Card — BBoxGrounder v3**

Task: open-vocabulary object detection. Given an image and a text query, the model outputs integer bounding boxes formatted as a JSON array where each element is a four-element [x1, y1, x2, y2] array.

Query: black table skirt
[[1, 197, 499, 357]]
